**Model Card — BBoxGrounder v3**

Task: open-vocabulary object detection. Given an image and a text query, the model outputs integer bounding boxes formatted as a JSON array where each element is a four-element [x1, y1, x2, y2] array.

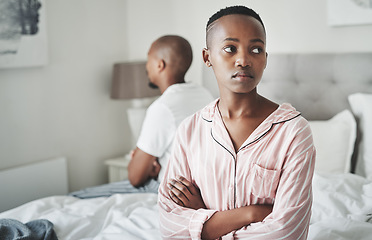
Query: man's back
[[137, 82, 213, 182], [157, 82, 214, 126]]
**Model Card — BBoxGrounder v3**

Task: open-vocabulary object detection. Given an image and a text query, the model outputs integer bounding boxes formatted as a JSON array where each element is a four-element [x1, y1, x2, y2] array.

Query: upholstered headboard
[[202, 53, 372, 120]]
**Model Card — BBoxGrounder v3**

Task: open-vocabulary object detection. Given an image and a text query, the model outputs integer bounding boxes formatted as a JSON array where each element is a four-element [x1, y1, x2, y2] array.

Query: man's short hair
[[206, 5, 265, 33]]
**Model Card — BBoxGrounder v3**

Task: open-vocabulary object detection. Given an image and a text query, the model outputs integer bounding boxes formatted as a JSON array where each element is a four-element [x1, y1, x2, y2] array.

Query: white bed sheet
[[1, 173, 371, 240], [309, 173, 372, 240], [0, 193, 160, 240]]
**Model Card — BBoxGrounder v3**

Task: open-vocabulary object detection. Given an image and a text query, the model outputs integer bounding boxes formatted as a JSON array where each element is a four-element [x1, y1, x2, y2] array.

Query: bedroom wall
[[126, 0, 372, 86], [1, 0, 372, 195], [0, 0, 132, 192]]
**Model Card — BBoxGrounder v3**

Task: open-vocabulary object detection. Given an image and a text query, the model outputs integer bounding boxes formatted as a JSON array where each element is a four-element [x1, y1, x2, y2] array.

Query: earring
[[206, 61, 211, 67]]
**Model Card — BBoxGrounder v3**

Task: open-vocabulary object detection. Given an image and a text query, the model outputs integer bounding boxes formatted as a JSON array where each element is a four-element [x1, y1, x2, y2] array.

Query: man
[[128, 35, 214, 189], [70, 35, 213, 198]]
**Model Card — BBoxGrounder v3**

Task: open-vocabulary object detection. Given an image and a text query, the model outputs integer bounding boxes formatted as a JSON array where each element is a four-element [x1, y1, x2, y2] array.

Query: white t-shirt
[[136, 82, 214, 182]]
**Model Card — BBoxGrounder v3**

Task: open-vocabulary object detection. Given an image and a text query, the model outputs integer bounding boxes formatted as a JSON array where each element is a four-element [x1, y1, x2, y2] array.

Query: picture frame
[[0, 0, 48, 69], [327, 0, 372, 27]]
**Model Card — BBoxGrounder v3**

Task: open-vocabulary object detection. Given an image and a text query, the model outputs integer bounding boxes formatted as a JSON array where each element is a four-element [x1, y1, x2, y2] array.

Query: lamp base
[[127, 97, 158, 148], [127, 107, 147, 148]]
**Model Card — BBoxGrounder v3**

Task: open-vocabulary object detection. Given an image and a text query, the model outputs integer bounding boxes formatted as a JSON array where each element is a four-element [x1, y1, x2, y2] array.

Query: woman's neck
[[218, 91, 262, 119]]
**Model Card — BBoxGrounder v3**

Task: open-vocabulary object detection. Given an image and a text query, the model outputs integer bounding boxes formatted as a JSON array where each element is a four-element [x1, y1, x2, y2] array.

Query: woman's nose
[[235, 52, 251, 68]]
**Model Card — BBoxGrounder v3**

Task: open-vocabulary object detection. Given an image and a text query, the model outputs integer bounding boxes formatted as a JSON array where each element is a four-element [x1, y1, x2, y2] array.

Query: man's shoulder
[[161, 83, 212, 99], [178, 100, 217, 128], [155, 83, 214, 116], [145, 98, 173, 119]]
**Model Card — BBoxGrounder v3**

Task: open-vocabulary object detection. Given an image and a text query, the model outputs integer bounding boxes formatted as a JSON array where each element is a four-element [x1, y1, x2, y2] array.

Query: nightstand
[[105, 154, 131, 183]]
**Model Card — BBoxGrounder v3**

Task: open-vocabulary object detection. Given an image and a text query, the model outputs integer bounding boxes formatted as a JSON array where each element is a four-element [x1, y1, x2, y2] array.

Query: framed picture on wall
[[327, 0, 372, 26], [0, 0, 48, 69]]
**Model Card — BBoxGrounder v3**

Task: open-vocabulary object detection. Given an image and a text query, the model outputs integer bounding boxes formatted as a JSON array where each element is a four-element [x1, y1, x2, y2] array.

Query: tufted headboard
[[202, 53, 372, 121]]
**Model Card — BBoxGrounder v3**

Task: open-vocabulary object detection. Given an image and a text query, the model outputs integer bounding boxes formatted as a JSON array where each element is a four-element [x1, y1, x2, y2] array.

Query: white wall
[[1, 0, 372, 193], [126, 0, 372, 85], [0, 0, 131, 192]]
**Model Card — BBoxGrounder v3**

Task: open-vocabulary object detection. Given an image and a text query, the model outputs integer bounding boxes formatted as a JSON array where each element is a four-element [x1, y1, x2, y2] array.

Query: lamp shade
[[111, 61, 161, 99]]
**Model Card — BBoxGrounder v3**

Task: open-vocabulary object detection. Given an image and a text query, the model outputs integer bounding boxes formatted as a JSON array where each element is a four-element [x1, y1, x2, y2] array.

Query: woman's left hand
[[168, 176, 206, 210]]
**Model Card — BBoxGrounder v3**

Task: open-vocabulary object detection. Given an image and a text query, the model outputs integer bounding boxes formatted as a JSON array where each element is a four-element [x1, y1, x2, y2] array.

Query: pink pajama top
[[158, 99, 316, 240]]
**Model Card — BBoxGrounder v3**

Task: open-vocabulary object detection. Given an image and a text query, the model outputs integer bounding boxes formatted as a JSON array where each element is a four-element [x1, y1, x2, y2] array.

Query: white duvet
[[1, 173, 371, 240], [0, 193, 161, 240], [309, 172, 372, 240]]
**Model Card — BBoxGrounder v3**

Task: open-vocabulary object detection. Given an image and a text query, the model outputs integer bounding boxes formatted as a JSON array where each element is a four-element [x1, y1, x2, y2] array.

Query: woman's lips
[[232, 71, 254, 80]]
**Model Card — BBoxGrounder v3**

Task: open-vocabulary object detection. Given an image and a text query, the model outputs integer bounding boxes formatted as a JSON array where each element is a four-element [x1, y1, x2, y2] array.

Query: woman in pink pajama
[[158, 5, 315, 240]]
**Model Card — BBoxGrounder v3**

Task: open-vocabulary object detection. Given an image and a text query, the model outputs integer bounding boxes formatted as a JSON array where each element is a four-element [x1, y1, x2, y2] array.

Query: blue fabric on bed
[[0, 218, 58, 240], [69, 179, 159, 199]]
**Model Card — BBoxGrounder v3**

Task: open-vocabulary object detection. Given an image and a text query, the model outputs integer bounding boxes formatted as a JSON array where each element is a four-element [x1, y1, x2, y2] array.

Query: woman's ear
[[202, 48, 212, 67]]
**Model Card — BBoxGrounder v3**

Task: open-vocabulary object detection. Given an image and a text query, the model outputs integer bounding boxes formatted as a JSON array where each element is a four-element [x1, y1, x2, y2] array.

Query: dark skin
[[128, 36, 192, 187], [168, 176, 206, 210], [128, 148, 160, 187], [168, 14, 278, 239], [127, 41, 166, 187]]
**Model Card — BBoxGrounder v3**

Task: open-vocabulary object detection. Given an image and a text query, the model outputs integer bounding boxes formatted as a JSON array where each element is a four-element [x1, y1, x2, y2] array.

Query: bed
[[1, 53, 372, 240]]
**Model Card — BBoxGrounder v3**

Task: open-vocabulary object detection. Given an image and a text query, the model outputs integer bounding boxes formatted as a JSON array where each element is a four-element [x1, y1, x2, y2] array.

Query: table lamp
[[111, 61, 161, 146]]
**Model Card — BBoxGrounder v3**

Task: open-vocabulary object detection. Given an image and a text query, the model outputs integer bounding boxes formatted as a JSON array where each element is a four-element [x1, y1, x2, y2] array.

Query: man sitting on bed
[[70, 35, 213, 198], [127, 35, 214, 189]]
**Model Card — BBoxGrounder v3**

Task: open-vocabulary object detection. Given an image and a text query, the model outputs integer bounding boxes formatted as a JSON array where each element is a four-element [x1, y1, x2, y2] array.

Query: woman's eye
[[224, 46, 236, 53], [252, 48, 262, 54]]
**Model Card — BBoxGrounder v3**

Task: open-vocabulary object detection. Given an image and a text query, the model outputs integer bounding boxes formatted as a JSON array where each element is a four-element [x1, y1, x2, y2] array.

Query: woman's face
[[203, 14, 267, 96]]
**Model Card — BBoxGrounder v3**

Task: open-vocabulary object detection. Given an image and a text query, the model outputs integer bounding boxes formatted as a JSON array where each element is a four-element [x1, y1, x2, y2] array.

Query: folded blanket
[[69, 179, 159, 199], [0, 219, 58, 240]]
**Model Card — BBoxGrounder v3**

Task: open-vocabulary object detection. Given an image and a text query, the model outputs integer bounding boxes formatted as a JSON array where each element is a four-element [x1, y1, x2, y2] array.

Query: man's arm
[[127, 147, 161, 187], [132, 102, 175, 187]]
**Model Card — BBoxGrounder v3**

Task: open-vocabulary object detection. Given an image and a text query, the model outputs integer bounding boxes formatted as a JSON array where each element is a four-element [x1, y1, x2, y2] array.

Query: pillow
[[309, 110, 356, 174], [348, 93, 372, 180]]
